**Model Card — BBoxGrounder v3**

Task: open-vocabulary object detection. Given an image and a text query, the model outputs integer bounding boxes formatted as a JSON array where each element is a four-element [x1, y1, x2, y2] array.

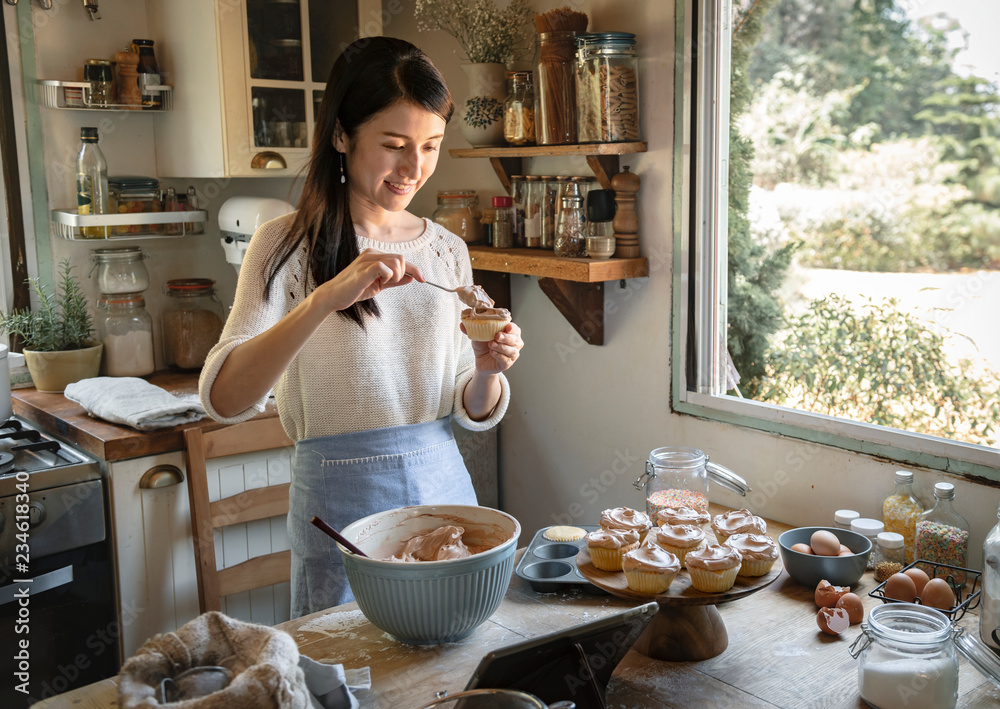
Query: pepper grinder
[[115, 45, 142, 109], [611, 166, 640, 258]]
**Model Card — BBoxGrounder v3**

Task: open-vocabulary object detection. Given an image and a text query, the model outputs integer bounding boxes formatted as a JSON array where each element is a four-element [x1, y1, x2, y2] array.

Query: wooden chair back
[[184, 418, 294, 613]]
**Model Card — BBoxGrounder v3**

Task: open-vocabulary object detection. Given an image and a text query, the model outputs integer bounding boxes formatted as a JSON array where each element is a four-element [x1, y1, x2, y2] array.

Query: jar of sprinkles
[[633, 447, 749, 519], [915, 482, 970, 586], [882, 470, 924, 564]]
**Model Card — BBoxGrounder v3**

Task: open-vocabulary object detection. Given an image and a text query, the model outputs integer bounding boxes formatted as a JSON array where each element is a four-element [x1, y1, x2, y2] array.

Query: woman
[[199, 37, 524, 617]]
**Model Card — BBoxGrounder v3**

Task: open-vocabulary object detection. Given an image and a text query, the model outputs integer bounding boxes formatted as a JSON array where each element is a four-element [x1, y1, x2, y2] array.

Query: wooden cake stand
[[577, 548, 782, 661]]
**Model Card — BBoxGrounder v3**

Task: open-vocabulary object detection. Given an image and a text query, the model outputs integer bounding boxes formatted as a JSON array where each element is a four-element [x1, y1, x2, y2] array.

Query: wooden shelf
[[449, 142, 647, 192], [467, 246, 648, 283]]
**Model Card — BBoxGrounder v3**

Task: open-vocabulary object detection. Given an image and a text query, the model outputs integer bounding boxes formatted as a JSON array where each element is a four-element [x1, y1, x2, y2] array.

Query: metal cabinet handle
[[139, 464, 184, 489], [250, 151, 287, 170]]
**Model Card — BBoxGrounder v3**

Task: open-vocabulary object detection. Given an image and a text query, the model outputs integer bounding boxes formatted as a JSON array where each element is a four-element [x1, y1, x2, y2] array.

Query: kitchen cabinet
[[449, 143, 650, 345], [151, 0, 382, 178]]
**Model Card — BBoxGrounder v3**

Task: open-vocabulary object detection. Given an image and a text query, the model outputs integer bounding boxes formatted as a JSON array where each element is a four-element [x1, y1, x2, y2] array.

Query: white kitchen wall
[[387, 0, 1000, 567], [26, 0, 301, 370]]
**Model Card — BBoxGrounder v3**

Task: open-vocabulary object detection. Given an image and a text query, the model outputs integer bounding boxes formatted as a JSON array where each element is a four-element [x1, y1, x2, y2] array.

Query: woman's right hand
[[314, 248, 425, 312]]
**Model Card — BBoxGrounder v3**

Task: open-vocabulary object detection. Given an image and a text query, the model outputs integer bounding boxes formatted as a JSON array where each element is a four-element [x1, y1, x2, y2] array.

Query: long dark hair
[[264, 37, 454, 328]]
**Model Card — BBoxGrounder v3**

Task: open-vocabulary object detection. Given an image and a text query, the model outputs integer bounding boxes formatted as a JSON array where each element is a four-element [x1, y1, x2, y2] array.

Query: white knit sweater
[[198, 214, 509, 441]]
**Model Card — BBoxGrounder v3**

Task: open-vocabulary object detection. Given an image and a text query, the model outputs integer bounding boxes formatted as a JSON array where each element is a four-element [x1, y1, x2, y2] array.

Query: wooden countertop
[[30, 512, 1000, 708], [11, 371, 280, 462]]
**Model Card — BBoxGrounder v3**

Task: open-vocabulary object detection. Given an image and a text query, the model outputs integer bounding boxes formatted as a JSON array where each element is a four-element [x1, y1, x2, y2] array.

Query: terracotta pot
[[23, 344, 103, 393], [460, 63, 507, 147]]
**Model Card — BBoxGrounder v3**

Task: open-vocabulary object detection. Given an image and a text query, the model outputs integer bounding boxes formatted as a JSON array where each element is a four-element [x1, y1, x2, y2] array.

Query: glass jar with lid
[[633, 447, 749, 518], [523, 176, 542, 248], [539, 177, 560, 249], [882, 470, 924, 564], [851, 518, 885, 570], [510, 176, 527, 247], [162, 279, 225, 371], [535, 31, 578, 145], [850, 603, 959, 709], [91, 247, 150, 294], [575, 32, 640, 143], [97, 293, 155, 377], [915, 482, 971, 586], [555, 193, 587, 258], [432, 191, 483, 244], [503, 70, 535, 146]]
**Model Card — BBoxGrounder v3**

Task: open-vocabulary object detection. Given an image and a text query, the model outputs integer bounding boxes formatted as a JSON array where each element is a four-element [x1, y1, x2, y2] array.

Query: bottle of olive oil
[[76, 127, 109, 238]]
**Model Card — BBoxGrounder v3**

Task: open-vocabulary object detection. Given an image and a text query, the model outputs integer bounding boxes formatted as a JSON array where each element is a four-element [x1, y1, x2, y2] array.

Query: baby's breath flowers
[[415, 0, 534, 65]]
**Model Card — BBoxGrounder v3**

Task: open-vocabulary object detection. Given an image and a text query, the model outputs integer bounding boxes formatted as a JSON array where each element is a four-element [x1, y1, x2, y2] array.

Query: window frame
[[671, 0, 1000, 483]]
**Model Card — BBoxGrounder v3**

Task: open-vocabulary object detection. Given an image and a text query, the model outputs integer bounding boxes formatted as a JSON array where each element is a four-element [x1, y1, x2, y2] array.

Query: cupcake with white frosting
[[711, 508, 766, 544], [724, 533, 779, 577], [622, 545, 681, 595], [600, 507, 653, 543], [586, 528, 639, 572], [645, 524, 708, 568], [685, 544, 743, 592]]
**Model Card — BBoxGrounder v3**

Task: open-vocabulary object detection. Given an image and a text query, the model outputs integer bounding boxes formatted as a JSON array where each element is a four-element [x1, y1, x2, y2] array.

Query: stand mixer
[[218, 196, 294, 275]]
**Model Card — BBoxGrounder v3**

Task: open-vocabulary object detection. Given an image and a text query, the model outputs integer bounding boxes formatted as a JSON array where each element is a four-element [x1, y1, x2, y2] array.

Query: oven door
[[0, 477, 118, 707]]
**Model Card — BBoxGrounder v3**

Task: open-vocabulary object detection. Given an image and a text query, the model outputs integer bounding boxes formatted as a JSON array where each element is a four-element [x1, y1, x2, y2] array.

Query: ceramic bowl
[[338, 505, 520, 644], [586, 236, 616, 260], [777, 526, 872, 587]]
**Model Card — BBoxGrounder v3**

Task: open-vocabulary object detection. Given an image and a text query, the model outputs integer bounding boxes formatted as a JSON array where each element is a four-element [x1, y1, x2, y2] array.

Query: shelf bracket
[[489, 157, 524, 195], [538, 277, 605, 346], [586, 154, 621, 190]]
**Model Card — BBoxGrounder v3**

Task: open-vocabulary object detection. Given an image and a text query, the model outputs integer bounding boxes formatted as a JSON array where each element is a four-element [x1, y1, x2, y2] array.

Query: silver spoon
[[424, 280, 466, 294]]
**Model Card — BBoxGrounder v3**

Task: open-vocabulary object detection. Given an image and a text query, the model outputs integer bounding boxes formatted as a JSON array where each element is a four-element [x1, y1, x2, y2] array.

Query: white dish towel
[[64, 376, 208, 431]]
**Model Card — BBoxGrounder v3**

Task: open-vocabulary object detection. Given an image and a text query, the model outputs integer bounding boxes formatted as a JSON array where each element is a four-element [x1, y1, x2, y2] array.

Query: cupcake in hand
[[586, 528, 640, 572], [685, 544, 743, 593], [622, 545, 681, 595], [600, 507, 653, 543], [724, 533, 779, 577], [456, 285, 512, 341], [711, 508, 766, 544]]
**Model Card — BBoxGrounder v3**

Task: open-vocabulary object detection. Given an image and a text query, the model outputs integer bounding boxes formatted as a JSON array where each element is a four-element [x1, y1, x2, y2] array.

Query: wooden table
[[32, 518, 1000, 709]]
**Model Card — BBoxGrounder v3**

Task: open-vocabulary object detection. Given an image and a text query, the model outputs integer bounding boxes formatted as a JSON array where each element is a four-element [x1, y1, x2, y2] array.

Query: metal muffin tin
[[515, 524, 607, 594]]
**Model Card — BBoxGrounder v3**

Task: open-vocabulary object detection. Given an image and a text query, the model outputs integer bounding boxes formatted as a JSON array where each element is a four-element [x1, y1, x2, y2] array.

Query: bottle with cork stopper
[[611, 166, 640, 258]]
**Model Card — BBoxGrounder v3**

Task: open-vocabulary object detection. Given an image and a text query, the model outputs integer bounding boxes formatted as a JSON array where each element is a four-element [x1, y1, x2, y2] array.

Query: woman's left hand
[[464, 321, 524, 374]]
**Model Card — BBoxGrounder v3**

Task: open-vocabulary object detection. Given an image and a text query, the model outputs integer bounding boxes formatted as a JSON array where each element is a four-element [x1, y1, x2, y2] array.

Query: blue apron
[[287, 417, 478, 618]]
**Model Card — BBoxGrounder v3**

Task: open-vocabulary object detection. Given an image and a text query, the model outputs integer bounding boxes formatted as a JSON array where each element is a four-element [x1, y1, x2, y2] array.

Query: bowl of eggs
[[777, 527, 873, 587]]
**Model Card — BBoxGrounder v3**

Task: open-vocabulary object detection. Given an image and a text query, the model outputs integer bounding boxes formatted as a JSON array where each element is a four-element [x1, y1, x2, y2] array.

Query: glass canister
[[872, 532, 906, 582], [851, 518, 885, 571], [555, 193, 587, 258], [84, 59, 115, 108], [576, 32, 640, 143], [983, 501, 1000, 650], [535, 31, 578, 145], [883, 470, 924, 564], [850, 603, 959, 709], [633, 447, 750, 519], [524, 176, 542, 248], [491, 196, 515, 249], [510, 176, 527, 247], [97, 293, 155, 378], [503, 71, 535, 146], [915, 482, 971, 586], [539, 176, 560, 249], [91, 246, 149, 294], [432, 191, 483, 244], [162, 279, 225, 371]]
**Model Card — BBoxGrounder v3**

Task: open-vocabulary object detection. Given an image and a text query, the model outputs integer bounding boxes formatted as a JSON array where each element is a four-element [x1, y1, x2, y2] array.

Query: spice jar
[[162, 279, 225, 371], [432, 191, 483, 244], [510, 176, 527, 247], [97, 293, 155, 378], [503, 71, 535, 146], [983, 501, 1000, 650], [539, 177, 560, 249], [915, 482, 970, 586], [84, 59, 115, 108], [883, 470, 924, 564], [491, 196, 514, 249], [633, 447, 749, 519], [523, 176, 542, 248], [91, 247, 149, 295], [872, 532, 906, 582], [850, 518, 885, 571], [850, 603, 959, 709], [535, 31, 578, 145], [575, 32, 640, 143], [834, 509, 860, 531], [555, 192, 587, 258]]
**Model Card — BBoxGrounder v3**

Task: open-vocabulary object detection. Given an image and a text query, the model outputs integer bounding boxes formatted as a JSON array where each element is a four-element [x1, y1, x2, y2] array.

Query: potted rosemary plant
[[0, 260, 102, 393]]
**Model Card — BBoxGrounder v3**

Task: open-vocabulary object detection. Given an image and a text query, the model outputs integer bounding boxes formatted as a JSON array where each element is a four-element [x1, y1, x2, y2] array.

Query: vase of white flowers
[[416, 0, 533, 147]]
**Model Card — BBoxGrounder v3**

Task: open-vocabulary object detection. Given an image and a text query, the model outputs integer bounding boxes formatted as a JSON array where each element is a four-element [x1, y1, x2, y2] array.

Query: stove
[[0, 417, 118, 706]]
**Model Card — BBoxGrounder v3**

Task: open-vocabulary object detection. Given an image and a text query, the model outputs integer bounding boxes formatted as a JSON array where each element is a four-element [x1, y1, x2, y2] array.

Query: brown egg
[[810, 530, 841, 557], [839, 544, 852, 555], [884, 572, 917, 602], [816, 607, 851, 635], [815, 579, 850, 608], [903, 567, 930, 596], [921, 578, 956, 611], [791, 543, 814, 555], [836, 592, 865, 624]]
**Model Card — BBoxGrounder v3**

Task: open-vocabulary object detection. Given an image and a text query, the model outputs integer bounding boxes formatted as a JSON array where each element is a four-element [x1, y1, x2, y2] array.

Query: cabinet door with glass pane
[[221, 0, 381, 177]]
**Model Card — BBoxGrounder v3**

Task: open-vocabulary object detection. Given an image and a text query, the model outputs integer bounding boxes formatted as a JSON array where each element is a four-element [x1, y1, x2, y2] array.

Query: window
[[674, 0, 1000, 481]]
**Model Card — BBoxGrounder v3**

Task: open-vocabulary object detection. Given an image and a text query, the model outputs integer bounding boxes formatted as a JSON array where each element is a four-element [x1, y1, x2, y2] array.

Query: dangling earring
[[339, 153, 346, 184]]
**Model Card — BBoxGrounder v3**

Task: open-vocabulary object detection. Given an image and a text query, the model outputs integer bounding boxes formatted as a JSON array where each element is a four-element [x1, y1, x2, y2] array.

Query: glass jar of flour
[[97, 293, 155, 377]]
